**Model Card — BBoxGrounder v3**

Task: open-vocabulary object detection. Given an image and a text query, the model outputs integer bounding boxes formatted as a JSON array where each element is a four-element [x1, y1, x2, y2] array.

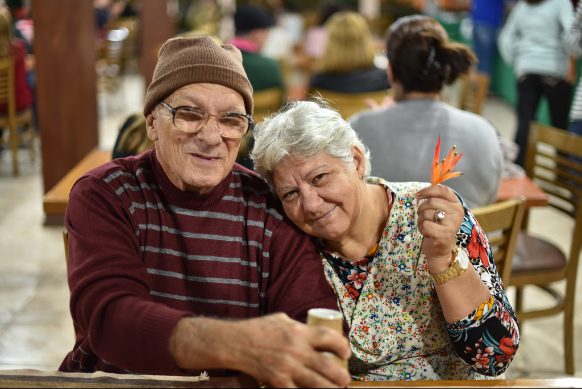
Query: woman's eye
[[282, 191, 298, 201], [313, 173, 327, 184]]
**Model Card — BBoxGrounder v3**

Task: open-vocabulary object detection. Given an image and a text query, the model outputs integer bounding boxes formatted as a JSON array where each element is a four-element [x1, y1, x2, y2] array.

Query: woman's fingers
[[416, 184, 459, 203]]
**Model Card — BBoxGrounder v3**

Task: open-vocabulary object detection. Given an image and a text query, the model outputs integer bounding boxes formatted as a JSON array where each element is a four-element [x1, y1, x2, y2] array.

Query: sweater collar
[[149, 149, 232, 208]]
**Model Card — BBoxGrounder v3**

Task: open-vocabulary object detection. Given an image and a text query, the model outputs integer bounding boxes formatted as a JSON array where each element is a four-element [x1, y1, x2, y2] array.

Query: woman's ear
[[146, 113, 158, 142], [352, 145, 366, 178]]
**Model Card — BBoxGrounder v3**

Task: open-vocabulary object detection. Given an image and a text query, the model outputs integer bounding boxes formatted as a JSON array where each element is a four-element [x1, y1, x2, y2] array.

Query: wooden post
[[32, 0, 99, 195], [139, 0, 176, 89]]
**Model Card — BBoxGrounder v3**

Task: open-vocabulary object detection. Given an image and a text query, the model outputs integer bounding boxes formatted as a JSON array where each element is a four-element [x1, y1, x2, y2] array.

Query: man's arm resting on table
[[169, 313, 352, 388]]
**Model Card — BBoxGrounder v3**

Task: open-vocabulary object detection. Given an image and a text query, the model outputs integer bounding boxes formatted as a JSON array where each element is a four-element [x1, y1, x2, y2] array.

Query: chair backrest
[[309, 88, 387, 120], [252, 87, 283, 124], [471, 197, 527, 286], [524, 122, 582, 280], [0, 57, 15, 116], [459, 70, 490, 116]]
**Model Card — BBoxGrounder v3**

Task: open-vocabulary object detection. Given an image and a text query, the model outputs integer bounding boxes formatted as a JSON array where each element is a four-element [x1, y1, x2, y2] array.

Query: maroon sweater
[[59, 150, 339, 376]]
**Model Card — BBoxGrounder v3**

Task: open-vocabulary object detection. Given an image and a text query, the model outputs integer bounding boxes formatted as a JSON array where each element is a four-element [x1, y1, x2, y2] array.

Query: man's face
[[146, 83, 246, 194]]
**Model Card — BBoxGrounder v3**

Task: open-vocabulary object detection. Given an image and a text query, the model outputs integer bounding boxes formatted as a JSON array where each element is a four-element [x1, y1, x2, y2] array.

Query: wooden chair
[[309, 88, 388, 120], [509, 122, 582, 375], [459, 70, 490, 116], [471, 197, 526, 286], [63, 229, 69, 266], [0, 57, 35, 176], [237, 87, 284, 164]]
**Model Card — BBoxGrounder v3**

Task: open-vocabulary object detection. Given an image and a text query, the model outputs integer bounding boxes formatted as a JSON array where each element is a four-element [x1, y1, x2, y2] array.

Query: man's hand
[[169, 313, 352, 388]]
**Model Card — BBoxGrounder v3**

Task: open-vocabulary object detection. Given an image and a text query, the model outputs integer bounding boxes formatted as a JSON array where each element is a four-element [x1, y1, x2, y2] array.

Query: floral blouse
[[319, 178, 520, 381]]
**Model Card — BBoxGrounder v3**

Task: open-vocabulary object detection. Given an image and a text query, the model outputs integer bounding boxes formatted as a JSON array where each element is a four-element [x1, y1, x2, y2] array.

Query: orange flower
[[431, 135, 464, 186], [414, 135, 464, 275]]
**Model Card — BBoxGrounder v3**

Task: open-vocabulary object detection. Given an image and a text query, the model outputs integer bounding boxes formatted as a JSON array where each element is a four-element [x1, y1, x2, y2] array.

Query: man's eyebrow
[[275, 165, 330, 193], [171, 95, 245, 113]]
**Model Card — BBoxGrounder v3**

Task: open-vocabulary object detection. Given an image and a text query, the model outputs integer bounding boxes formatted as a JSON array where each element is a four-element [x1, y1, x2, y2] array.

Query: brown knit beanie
[[143, 36, 254, 117]]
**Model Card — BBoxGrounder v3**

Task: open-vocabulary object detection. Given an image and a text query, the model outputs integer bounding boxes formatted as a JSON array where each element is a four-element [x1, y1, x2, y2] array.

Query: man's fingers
[[294, 353, 351, 388], [309, 326, 352, 360]]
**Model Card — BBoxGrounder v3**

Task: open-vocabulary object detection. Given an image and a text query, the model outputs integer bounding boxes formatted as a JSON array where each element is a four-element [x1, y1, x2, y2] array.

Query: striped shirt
[[60, 149, 338, 376]]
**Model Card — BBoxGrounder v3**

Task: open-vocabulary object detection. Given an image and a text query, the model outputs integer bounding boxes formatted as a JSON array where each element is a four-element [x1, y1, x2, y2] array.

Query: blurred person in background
[[350, 15, 502, 209], [229, 4, 285, 93], [498, 0, 575, 167], [309, 11, 390, 94], [470, 0, 515, 77], [302, 2, 348, 61]]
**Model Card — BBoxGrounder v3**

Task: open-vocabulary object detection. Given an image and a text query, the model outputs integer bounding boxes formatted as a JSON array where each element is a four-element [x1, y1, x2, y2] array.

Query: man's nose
[[197, 116, 223, 145]]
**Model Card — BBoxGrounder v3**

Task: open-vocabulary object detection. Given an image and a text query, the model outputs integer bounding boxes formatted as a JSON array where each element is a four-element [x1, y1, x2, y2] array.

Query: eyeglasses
[[159, 101, 254, 139]]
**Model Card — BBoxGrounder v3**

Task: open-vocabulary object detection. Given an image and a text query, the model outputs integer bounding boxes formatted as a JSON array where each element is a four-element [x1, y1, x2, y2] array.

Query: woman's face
[[272, 147, 367, 242]]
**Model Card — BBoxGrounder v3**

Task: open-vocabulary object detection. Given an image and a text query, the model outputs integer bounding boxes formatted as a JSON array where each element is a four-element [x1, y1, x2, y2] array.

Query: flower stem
[[413, 236, 424, 275]]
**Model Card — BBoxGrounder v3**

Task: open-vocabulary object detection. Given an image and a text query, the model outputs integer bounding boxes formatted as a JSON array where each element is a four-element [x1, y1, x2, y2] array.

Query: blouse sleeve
[[444, 198, 520, 376]]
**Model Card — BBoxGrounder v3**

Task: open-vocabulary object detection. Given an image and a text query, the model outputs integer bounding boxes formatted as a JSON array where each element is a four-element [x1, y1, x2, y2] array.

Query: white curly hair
[[251, 98, 372, 192]]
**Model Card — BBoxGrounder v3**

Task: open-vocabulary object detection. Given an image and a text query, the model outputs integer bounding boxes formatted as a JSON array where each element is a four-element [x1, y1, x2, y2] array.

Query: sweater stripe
[[150, 291, 260, 307], [138, 223, 244, 242], [141, 246, 258, 266], [147, 268, 259, 287]]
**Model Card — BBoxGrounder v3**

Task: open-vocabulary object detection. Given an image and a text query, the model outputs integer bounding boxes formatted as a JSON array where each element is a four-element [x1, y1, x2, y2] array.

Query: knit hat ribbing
[[143, 36, 254, 117]]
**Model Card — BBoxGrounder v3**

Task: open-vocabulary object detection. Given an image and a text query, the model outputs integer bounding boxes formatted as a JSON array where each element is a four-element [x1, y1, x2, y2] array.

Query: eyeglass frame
[[159, 101, 254, 139]]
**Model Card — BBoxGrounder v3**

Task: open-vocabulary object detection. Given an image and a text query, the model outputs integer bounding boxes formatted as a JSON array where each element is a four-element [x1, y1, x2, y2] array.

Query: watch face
[[457, 247, 470, 269]]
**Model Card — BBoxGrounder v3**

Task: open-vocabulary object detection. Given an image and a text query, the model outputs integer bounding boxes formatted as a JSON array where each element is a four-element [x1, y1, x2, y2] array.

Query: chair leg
[[9, 124, 18, 176], [564, 291, 575, 374], [28, 124, 35, 161], [515, 286, 524, 312]]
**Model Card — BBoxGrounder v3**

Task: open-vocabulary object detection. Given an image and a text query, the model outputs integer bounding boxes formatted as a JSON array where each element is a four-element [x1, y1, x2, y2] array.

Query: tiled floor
[[0, 74, 580, 379]]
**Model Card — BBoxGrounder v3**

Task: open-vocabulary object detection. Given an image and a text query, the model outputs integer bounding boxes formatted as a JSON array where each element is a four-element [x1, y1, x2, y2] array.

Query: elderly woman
[[251, 99, 519, 381]]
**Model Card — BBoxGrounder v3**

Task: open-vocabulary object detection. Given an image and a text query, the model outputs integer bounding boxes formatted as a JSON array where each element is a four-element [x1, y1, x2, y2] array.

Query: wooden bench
[[43, 147, 112, 225]]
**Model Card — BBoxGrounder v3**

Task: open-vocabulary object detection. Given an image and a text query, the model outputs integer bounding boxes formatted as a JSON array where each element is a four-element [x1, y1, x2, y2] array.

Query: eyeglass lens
[[174, 107, 249, 138]]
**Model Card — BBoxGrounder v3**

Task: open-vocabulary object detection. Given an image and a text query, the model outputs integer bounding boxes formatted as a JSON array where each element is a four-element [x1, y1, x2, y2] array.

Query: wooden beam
[[32, 0, 99, 194], [139, 0, 176, 89]]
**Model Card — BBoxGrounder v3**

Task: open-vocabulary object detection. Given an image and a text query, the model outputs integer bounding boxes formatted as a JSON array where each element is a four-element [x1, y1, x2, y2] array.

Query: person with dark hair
[[59, 36, 351, 388], [498, 0, 575, 167], [350, 15, 503, 209], [228, 4, 285, 93]]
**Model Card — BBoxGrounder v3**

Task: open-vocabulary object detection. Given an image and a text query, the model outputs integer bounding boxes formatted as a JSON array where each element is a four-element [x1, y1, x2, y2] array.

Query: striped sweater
[[59, 149, 339, 376]]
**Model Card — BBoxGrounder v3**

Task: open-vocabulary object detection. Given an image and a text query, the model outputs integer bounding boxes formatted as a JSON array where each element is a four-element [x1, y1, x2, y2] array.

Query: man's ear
[[146, 114, 158, 142]]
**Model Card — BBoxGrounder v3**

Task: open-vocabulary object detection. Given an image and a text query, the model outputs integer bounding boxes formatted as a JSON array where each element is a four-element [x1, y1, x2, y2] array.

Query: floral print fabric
[[320, 178, 520, 381]]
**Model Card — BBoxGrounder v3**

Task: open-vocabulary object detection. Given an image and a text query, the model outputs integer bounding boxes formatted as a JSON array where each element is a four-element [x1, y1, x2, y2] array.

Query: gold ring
[[434, 209, 445, 223]]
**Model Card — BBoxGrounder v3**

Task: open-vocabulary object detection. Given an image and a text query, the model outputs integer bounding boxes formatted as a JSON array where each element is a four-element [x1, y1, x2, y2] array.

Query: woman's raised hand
[[415, 185, 464, 275]]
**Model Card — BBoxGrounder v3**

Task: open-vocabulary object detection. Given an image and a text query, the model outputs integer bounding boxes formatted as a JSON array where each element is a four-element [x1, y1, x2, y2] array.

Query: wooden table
[[496, 176, 548, 208], [42, 147, 112, 226], [1, 370, 581, 388]]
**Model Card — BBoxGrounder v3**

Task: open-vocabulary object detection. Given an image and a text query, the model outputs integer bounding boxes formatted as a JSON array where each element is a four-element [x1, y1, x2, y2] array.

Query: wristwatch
[[430, 246, 470, 284]]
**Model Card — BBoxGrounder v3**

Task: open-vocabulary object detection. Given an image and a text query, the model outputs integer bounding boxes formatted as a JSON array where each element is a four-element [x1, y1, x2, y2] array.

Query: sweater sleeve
[[264, 214, 340, 323], [497, 3, 521, 66], [65, 174, 193, 375], [566, 1, 582, 58], [445, 200, 520, 376]]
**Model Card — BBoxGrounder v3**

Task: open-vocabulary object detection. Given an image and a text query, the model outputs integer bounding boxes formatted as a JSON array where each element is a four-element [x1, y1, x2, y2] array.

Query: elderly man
[[59, 36, 350, 388]]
